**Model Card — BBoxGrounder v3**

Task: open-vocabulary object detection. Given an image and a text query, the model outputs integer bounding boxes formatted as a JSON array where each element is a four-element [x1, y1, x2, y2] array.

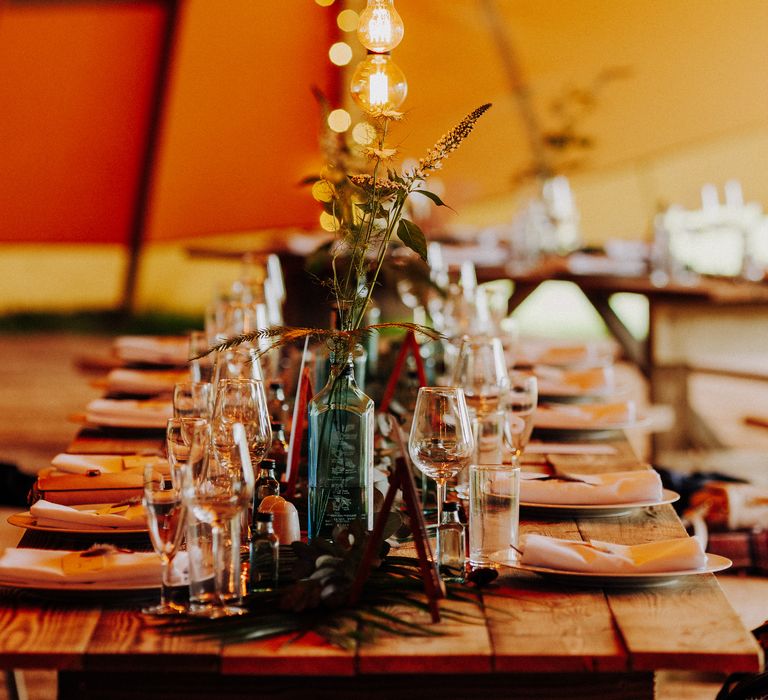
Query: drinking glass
[[408, 387, 474, 562], [212, 379, 272, 476], [212, 378, 271, 554], [188, 330, 215, 383], [211, 347, 264, 396], [173, 381, 212, 420], [452, 336, 509, 418], [142, 462, 187, 615], [469, 463, 520, 567], [501, 372, 538, 467], [183, 420, 255, 617], [166, 417, 210, 489]]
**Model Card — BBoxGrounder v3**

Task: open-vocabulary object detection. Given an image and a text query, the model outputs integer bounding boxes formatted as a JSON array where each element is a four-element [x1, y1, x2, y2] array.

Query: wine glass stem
[[435, 477, 447, 563], [159, 556, 171, 608]]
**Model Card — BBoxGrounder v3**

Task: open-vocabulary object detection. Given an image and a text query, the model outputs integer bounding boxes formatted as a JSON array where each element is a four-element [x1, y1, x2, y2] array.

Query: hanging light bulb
[[357, 0, 404, 53], [350, 53, 407, 113]]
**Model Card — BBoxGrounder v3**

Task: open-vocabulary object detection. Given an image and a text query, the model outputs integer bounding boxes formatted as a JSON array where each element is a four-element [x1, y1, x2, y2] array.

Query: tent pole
[[120, 0, 181, 317]]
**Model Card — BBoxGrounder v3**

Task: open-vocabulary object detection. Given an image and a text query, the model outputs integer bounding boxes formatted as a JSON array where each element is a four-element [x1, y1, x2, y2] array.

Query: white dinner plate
[[0, 577, 160, 593], [496, 552, 732, 588], [519, 488, 680, 518], [7, 505, 148, 534]]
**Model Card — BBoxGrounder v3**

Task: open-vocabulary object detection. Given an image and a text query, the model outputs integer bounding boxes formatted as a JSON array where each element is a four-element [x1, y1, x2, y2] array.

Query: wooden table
[[478, 257, 768, 453], [0, 429, 762, 699]]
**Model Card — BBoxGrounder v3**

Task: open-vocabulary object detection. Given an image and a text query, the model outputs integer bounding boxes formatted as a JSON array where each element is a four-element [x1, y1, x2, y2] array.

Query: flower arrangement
[[210, 102, 492, 360]]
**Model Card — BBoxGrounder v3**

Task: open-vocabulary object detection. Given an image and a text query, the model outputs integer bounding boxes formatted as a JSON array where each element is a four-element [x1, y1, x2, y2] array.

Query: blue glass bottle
[[307, 352, 374, 541]]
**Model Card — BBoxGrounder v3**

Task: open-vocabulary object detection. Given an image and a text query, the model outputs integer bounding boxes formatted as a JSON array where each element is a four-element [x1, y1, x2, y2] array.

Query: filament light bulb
[[357, 0, 404, 53], [350, 54, 407, 113]]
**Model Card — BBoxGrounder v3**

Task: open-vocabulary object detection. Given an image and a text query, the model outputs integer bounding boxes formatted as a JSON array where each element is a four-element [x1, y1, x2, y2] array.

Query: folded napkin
[[517, 339, 615, 368], [535, 365, 615, 396], [0, 547, 162, 585], [85, 398, 173, 429], [106, 368, 188, 395], [29, 499, 147, 530], [52, 453, 123, 475], [50, 453, 166, 475], [525, 442, 618, 456], [519, 533, 707, 573], [520, 469, 663, 505], [534, 401, 636, 430], [114, 335, 189, 366]]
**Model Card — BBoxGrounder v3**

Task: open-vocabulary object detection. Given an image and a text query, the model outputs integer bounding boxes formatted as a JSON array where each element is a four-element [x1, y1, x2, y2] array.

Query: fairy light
[[357, 0, 404, 53], [350, 0, 407, 115]]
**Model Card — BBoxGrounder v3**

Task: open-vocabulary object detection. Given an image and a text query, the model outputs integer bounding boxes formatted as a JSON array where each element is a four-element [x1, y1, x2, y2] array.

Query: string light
[[350, 53, 407, 113], [357, 0, 404, 53]]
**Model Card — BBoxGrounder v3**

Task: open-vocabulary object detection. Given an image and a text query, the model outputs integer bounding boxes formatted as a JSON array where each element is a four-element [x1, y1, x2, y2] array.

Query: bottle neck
[[254, 521, 274, 535], [441, 510, 460, 525]]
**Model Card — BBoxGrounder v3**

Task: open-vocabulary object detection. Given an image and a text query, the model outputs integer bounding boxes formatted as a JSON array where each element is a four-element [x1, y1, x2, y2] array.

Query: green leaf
[[396, 219, 428, 263], [413, 189, 455, 211]]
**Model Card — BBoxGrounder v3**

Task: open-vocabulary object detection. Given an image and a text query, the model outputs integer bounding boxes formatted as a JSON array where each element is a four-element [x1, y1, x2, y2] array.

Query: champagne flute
[[183, 420, 255, 617], [452, 336, 509, 418], [408, 387, 474, 563], [501, 372, 538, 468], [142, 462, 187, 616]]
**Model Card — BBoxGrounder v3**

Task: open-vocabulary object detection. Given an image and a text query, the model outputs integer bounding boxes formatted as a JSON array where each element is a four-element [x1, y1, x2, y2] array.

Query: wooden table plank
[[0, 598, 100, 670], [488, 518, 627, 672], [83, 609, 222, 673], [221, 631, 356, 676], [357, 600, 493, 674], [576, 505, 764, 673]]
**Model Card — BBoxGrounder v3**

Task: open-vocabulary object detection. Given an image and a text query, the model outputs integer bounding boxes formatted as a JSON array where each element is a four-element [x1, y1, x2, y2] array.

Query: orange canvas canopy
[[0, 0, 337, 245]]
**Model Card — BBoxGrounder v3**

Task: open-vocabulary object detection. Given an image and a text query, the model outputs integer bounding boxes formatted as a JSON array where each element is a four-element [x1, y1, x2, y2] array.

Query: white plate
[[0, 577, 159, 593], [520, 489, 680, 518], [496, 552, 732, 588], [7, 505, 148, 534]]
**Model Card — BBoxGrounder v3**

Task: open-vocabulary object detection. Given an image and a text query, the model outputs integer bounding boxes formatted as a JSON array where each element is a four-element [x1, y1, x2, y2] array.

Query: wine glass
[[501, 372, 538, 468], [183, 419, 255, 617], [211, 347, 264, 397], [142, 462, 187, 616], [166, 417, 210, 489], [212, 379, 272, 475], [451, 336, 509, 418], [173, 382, 212, 420], [212, 378, 272, 556], [408, 387, 474, 563], [188, 330, 214, 383]]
